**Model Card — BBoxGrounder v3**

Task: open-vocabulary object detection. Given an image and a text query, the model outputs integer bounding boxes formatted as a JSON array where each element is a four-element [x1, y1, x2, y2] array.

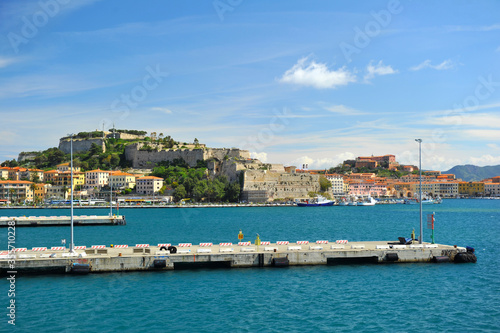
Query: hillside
[[443, 164, 500, 181]]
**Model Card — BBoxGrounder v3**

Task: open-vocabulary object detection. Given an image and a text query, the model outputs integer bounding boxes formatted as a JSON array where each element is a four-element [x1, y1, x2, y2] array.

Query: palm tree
[[30, 183, 37, 204]]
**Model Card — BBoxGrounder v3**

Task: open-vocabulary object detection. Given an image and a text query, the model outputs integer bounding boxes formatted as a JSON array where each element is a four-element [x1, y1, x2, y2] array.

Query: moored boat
[[357, 196, 377, 206], [297, 195, 334, 207]]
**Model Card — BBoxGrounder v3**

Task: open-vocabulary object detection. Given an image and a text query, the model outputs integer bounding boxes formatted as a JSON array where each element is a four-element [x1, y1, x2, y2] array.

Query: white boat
[[297, 195, 334, 207], [358, 196, 377, 206]]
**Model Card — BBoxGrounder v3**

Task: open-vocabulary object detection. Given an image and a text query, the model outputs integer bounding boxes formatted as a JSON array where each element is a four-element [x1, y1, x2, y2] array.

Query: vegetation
[[327, 164, 410, 179], [151, 160, 240, 202], [319, 176, 331, 192], [1, 159, 19, 168], [111, 129, 147, 136]]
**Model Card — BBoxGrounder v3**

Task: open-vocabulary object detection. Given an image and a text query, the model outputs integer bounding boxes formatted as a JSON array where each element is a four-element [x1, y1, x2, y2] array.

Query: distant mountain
[[442, 164, 500, 181]]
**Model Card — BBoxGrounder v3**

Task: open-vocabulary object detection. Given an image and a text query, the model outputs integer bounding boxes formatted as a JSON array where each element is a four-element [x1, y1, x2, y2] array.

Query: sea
[[1, 199, 499, 332]]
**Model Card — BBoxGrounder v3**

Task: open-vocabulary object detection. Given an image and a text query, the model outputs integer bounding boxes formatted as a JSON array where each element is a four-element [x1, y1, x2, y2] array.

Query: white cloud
[[289, 152, 356, 170], [463, 129, 500, 140], [0, 57, 16, 68], [324, 104, 364, 115], [468, 154, 500, 166], [487, 143, 499, 150], [151, 107, 173, 114], [364, 60, 398, 81], [446, 24, 500, 32], [251, 152, 268, 162], [410, 59, 456, 71], [425, 113, 500, 128], [279, 57, 356, 89]]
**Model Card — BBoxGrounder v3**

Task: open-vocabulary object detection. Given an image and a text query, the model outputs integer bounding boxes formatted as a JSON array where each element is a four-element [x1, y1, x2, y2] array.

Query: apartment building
[[459, 182, 485, 196], [109, 172, 136, 189], [136, 176, 164, 195], [0, 180, 34, 202], [55, 171, 85, 190], [325, 174, 344, 194], [56, 162, 81, 173], [85, 169, 110, 190], [484, 182, 500, 196]]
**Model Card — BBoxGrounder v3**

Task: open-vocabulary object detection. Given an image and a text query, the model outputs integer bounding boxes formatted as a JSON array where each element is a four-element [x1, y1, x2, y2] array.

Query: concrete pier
[[0, 240, 470, 275], [0, 215, 126, 227]]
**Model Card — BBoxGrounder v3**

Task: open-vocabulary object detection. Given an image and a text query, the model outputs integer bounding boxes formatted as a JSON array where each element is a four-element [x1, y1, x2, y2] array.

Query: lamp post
[[109, 170, 113, 217], [69, 134, 75, 253], [415, 138, 423, 244]]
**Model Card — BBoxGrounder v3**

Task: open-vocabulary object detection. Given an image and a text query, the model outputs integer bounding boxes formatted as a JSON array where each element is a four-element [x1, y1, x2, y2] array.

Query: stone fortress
[[54, 132, 321, 202], [124, 142, 320, 202]]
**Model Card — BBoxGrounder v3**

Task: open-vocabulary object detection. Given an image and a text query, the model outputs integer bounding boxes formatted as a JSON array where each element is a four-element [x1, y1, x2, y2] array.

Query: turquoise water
[[1, 199, 499, 332]]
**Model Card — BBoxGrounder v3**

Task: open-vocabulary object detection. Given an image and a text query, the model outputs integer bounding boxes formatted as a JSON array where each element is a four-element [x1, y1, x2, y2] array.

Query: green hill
[[443, 164, 500, 181]]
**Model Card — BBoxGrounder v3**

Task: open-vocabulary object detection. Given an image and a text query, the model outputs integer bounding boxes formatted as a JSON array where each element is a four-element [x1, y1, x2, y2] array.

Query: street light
[[69, 134, 75, 253], [415, 139, 423, 244]]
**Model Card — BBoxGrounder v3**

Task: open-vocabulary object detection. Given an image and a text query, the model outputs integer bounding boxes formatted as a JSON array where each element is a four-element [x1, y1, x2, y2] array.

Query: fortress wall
[[242, 170, 320, 202], [125, 144, 251, 169], [58, 138, 106, 154]]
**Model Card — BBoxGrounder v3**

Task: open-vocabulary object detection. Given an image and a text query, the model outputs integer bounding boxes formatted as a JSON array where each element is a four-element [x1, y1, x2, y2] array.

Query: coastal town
[[0, 130, 499, 206]]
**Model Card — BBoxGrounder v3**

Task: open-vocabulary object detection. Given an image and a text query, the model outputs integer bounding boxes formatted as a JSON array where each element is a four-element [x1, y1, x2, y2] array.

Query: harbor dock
[[0, 215, 126, 227], [0, 240, 475, 275]]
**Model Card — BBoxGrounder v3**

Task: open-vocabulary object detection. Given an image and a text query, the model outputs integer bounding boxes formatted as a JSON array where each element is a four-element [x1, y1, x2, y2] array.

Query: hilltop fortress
[[52, 132, 321, 202], [124, 142, 320, 201], [124, 142, 249, 168]]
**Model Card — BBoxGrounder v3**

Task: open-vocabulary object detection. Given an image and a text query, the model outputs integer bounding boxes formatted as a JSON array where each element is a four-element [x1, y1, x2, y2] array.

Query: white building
[[109, 172, 136, 190], [84, 169, 110, 190], [485, 182, 500, 197], [136, 176, 164, 195], [325, 174, 345, 194]]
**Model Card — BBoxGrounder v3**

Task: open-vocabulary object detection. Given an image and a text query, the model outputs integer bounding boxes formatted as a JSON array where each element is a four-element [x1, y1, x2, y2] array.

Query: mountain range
[[442, 164, 500, 182]]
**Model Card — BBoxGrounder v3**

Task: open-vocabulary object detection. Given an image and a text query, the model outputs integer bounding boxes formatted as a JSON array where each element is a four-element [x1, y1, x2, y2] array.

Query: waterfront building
[[434, 181, 459, 197], [109, 172, 136, 190], [46, 185, 70, 200], [34, 183, 50, 202], [55, 171, 85, 190], [459, 182, 485, 197], [136, 176, 164, 195], [484, 182, 500, 196], [0, 180, 34, 202], [325, 174, 344, 194], [349, 180, 388, 197], [84, 169, 110, 191], [43, 170, 59, 184]]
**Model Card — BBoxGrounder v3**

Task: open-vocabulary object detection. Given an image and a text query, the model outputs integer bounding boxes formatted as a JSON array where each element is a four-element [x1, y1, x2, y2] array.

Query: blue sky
[[1, 0, 499, 171]]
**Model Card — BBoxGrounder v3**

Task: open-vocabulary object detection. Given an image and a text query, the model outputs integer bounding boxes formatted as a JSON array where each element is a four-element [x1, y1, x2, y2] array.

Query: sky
[[0, 0, 499, 171]]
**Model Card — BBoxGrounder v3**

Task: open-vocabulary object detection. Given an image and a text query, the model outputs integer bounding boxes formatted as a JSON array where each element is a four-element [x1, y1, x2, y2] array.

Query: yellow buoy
[[238, 229, 244, 242], [255, 234, 261, 246]]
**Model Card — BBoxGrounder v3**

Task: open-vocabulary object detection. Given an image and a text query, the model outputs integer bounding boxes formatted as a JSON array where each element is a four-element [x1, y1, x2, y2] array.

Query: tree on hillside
[[319, 176, 332, 192], [174, 184, 187, 201]]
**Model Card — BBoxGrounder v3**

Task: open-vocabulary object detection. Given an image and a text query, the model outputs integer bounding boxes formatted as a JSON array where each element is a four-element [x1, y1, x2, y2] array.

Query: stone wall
[[59, 138, 106, 154], [113, 133, 145, 140], [124, 143, 251, 168], [242, 170, 320, 202], [17, 152, 38, 163]]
